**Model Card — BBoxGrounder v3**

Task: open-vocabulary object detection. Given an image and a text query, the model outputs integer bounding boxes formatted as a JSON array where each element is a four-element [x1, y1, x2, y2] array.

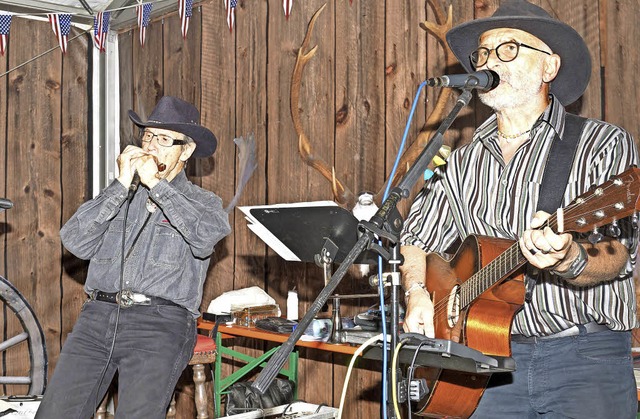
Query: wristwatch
[[551, 242, 588, 280]]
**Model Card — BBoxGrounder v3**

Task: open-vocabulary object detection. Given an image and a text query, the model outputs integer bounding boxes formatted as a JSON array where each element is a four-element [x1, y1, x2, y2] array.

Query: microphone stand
[[251, 88, 475, 414]]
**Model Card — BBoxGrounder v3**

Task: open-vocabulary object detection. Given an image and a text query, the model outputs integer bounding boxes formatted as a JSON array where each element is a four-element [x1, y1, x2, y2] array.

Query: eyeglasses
[[470, 41, 551, 69], [140, 130, 187, 147]]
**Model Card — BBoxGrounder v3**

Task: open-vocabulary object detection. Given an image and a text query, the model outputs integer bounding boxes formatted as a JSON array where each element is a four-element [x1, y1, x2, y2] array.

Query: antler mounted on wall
[[291, 0, 458, 210]]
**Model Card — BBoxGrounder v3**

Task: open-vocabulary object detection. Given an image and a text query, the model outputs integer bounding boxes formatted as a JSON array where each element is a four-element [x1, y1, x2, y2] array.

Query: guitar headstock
[[558, 167, 640, 233]]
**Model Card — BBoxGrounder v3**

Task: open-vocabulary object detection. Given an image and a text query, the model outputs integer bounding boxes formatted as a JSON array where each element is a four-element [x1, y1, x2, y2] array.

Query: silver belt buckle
[[116, 289, 135, 308]]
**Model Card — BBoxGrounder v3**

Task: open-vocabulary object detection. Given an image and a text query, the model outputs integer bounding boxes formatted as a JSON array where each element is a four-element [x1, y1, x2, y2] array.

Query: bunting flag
[[178, 0, 193, 39], [224, 0, 237, 33], [283, 0, 293, 19], [93, 11, 111, 52], [0, 14, 12, 56], [48, 13, 72, 54], [136, 3, 153, 47]]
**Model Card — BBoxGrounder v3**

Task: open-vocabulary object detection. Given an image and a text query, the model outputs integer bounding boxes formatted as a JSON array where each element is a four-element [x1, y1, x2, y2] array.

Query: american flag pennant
[[283, 0, 293, 19], [136, 3, 153, 47], [224, 0, 237, 33], [48, 13, 72, 54], [178, 0, 193, 39], [0, 14, 12, 57], [93, 11, 111, 52]]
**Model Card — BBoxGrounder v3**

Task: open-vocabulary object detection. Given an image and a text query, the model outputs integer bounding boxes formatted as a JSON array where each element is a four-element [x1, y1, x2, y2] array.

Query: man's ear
[[542, 54, 561, 83], [180, 142, 196, 162]]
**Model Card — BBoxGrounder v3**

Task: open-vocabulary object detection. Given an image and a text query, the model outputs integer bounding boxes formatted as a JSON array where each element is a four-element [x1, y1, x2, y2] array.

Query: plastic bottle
[[287, 290, 298, 321]]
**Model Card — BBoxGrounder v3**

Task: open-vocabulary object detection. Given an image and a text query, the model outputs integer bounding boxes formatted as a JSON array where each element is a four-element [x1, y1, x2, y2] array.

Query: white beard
[[479, 66, 545, 111]]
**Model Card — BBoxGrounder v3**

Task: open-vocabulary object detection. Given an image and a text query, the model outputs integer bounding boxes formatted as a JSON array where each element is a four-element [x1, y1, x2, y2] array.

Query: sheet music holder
[[239, 201, 377, 264]]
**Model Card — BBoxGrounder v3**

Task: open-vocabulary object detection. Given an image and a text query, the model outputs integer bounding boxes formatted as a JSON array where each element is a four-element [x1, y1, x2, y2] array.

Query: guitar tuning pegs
[[588, 227, 603, 244], [606, 220, 621, 238]]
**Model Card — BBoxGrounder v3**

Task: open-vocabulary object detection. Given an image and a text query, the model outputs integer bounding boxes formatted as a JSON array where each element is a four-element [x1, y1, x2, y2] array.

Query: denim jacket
[[61, 170, 231, 317]]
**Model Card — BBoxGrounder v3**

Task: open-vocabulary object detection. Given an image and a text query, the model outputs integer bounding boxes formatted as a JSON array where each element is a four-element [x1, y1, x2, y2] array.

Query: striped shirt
[[401, 95, 640, 336]]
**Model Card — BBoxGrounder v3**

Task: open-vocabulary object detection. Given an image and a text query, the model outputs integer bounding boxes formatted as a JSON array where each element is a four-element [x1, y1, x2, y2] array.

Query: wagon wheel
[[0, 275, 47, 395]]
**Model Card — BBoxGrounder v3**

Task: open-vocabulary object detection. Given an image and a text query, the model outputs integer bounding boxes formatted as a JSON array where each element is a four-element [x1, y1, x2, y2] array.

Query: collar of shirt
[[474, 94, 566, 156]]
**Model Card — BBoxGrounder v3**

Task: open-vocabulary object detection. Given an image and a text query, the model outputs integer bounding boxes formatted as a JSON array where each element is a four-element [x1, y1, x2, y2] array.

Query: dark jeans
[[35, 300, 196, 419], [472, 328, 636, 419]]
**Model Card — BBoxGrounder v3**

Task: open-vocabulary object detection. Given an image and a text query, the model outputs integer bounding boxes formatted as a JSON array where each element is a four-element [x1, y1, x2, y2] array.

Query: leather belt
[[91, 290, 180, 309], [511, 321, 610, 344]]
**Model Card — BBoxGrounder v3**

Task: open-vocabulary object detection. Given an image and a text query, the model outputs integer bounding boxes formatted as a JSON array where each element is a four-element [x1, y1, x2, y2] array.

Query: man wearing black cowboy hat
[[401, 0, 638, 417], [36, 96, 231, 418]]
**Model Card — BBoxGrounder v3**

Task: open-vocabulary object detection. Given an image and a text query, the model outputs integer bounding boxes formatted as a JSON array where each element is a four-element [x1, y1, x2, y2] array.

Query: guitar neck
[[460, 241, 527, 308]]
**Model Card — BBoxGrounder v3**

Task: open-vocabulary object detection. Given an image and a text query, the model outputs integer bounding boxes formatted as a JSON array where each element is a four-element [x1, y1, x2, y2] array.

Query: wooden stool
[[167, 334, 217, 419]]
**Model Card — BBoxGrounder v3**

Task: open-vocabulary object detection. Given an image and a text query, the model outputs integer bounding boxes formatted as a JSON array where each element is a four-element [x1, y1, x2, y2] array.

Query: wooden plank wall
[[0, 18, 89, 397], [0, 0, 639, 417]]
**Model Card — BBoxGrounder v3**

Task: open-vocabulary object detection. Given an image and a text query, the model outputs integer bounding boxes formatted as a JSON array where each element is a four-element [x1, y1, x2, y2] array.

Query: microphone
[[426, 70, 500, 91], [127, 173, 141, 200]]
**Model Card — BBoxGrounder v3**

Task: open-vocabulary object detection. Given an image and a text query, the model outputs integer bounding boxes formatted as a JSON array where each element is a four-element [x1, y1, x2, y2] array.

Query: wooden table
[[197, 319, 358, 416]]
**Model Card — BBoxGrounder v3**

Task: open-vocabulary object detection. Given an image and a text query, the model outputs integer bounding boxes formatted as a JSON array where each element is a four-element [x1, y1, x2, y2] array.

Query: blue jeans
[[472, 328, 636, 419], [35, 300, 196, 419]]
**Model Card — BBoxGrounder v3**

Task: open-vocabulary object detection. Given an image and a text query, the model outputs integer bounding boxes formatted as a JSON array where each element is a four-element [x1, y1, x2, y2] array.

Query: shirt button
[[125, 281, 130, 285], [502, 180, 507, 185]]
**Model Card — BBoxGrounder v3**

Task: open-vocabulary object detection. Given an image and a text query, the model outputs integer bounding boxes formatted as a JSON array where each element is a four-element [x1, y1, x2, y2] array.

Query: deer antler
[[379, 1, 458, 193], [291, 3, 356, 208]]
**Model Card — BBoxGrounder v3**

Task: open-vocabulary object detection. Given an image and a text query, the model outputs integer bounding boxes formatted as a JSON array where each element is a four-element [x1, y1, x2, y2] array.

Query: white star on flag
[[283, 0, 292, 19], [179, 0, 193, 39], [93, 11, 110, 52], [0, 14, 12, 56], [48, 13, 72, 54], [136, 3, 153, 47], [224, 0, 237, 33]]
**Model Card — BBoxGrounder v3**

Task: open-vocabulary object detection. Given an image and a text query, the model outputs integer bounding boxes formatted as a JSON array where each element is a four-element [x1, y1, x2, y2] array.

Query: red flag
[[0, 14, 12, 56], [283, 0, 293, 19], [136, 3, 153, 47], [224, 0, 237, 33], [48, 13, 72, 54], [93, 11, 110, 52], [179, 0, 193, 39]]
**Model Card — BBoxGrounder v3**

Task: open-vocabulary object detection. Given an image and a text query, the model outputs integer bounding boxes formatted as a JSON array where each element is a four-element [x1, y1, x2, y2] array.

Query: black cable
[[92, 193, 134, 412], [406, 341, 429, 418]]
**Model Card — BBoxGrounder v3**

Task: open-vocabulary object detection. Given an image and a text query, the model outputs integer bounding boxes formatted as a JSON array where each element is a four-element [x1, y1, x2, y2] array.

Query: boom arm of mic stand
[[251, 88, 474, 395]]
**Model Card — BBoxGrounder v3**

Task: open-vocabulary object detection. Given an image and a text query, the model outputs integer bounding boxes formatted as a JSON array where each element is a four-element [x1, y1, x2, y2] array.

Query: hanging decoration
[[178, 0, 193, 39], [224, 0, 237, 33], [0, 14, 12, 56], [283, 0, 293, 19], [93, 11, 110, 52], [136, 3, 153, 47], [47, 13, 72, 54]]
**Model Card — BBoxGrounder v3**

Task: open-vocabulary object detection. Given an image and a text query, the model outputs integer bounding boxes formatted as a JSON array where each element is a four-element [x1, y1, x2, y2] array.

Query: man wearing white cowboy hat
[[401, 0, 638, 417], [36, 96, 231, 418]]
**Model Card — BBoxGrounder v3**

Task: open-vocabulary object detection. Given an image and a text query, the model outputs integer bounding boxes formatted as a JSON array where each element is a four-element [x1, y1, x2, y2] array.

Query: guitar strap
[[526, 113, 587, 301], [537, 113, 587, 213]]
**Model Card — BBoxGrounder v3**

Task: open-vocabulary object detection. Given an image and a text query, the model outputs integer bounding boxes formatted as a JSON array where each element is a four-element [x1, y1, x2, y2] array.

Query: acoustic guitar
[[414, 167, 640, 418]]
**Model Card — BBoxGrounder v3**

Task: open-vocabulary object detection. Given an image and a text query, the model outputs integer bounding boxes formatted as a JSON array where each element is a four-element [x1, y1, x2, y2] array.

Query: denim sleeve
[[148, 180, 231, 259], [60, 180, 129, 260]]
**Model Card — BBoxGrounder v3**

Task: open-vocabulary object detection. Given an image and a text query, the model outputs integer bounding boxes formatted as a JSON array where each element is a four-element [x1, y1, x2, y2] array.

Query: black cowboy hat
[[446, 0, 591, 106], [128, 96, 217, 157]]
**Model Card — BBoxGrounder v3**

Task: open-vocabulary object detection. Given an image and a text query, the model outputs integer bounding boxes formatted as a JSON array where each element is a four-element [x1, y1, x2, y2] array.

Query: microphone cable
[[91, 193, 132, 412], [92, 183, 151, 412], [375, 80, 428, 419]]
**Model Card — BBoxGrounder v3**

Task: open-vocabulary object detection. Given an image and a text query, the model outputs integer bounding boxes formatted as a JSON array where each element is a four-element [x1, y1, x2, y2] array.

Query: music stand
[[240, 202, 378, 265]]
